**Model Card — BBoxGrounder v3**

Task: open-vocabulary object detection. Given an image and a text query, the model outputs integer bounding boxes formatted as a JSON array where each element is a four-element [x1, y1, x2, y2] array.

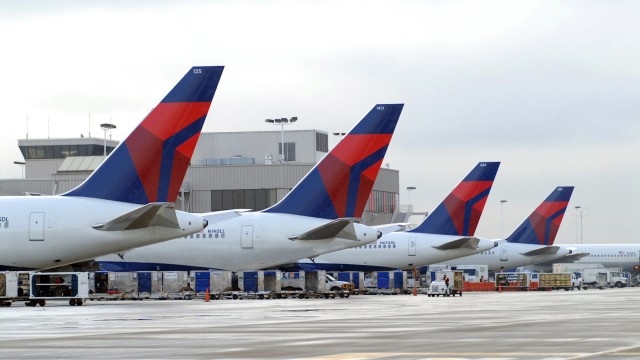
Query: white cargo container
[[281, 271, 306, 291], [579, 268, 609, 289], [454, 265, 489, 282], [161, 272, 190, 293], [0, 272, 19, 306], [189, 270, 233, 299], [263, 270, 281, 294], [132, 271, 162, 299], [238, 271, 265, 293], [88, 272, 138, 299], [365, 271, 407, 294], [333, 272, 365, 293], [27, 272, 89, 306], [553, 263, 605, 274], [160, 271, 192, 299]]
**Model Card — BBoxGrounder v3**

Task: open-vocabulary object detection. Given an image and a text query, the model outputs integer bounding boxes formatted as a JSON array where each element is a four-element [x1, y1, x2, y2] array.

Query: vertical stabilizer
[[410, 162, 500, 235], [263, 104, 403, 219], [506, 186, 574, 245], [64, 66, 224, 204]]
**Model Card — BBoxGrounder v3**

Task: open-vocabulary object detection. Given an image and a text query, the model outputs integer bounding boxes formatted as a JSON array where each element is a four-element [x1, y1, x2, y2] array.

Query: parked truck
[[281, 271, 353, 298]]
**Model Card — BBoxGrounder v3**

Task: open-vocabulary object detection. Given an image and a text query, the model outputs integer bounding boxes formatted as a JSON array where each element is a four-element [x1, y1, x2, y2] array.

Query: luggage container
[[335, 272, 365, 293], [365, 271, 407, 295], [263, 270, 281, 296], [88, 271, 128, 300], [238, 271, 264, 292], [0, 272, 19, 307], [27, 272, 89, 306], [280, 271, 305, 298], [237, 271, 272, 299], [190, 271, 233, 299], [161, 271, 192, 300], [132, 271, 162, 299], [495, 272, 530, 291]]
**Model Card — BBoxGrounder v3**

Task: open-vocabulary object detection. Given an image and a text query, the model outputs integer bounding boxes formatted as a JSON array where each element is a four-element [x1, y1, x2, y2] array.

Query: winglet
[[506, 186, 574, 245], [64, 66, 224, 204], [263, 104, 403, 219], [410, 162, 500, 235]]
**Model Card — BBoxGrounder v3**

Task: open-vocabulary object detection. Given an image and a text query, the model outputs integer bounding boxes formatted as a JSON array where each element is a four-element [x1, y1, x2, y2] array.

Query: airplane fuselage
[[96, 212, 379, 271], [442, 240, 573, 271], [292, 233, 499, 272], [555, 244, 640, 272], [0, 196, 206, 270]]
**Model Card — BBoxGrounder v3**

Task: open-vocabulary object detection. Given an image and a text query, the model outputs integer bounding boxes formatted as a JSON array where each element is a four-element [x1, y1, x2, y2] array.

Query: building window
[[316, 132, 328, 152], [367, 190, 398, 214], [211, 189, 278, 211], [278, 142, 296, 162], [19, 144, 115, 159]]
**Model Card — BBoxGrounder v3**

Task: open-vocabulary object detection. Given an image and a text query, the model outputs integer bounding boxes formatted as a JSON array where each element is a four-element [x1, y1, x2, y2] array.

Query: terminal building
[[1, 129, 403, 225]]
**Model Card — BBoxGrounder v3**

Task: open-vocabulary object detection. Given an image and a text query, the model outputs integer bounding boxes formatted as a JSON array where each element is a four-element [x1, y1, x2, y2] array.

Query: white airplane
[[0, 66, 224, 270], [538, 244, 640, 273], [444, 186, 575, 271], [95, 104, 404, 271], [287, 162, 502, 272]]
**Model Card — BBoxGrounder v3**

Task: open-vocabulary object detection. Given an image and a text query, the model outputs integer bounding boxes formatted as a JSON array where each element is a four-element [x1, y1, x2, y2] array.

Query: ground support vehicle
[[332, 271, 365, 294], [25, 272, 89, 306], [190, 270, 233, 300], [88, 272, 138, 300], [365, 271, 407, 295], [281, 271, 352, 298], [0, 272, 18, 307], [496, 272, 531, 291], [428, 270, 463, 296], [536, 273, 582, 291]]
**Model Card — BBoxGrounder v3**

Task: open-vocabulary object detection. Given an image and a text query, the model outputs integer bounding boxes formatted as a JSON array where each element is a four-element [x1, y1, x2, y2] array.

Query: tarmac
[[1, 287, 640, 359]]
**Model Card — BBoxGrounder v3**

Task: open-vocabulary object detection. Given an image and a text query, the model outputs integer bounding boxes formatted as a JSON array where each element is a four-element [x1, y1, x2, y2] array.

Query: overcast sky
[[1, 0, 638, 244]]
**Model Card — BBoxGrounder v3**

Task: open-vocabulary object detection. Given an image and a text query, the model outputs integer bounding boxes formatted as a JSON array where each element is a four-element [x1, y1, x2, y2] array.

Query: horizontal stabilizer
[[520, 246, 561, 257], [558, 252, 591, 262], [432, 237, 480, 250], [289, 218, 359, 241], [200, 209, 251, 224], [373, 223, 410, 235], [92, 203, 179, 231]]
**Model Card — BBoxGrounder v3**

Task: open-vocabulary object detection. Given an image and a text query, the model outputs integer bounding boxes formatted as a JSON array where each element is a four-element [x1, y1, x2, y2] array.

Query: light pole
[[100, 123, 116, 157], [575, 206, 588, 244], [406, 186, 416, 213], [500, 200, 507, 238], [265, 117, 297, 163], [574, 206, 581, 243], [13, 161, 25, 178]]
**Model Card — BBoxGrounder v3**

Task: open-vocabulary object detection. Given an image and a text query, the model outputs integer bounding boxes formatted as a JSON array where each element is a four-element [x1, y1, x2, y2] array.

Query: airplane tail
[[506, 186, 574, 245], [64, 66, 224, 204], [409, 162, 500, 236], [263, 104, 403, 219]]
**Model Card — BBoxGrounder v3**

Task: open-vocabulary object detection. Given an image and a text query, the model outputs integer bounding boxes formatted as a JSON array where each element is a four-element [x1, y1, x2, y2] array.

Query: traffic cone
[[205, 288, 210, 302]]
